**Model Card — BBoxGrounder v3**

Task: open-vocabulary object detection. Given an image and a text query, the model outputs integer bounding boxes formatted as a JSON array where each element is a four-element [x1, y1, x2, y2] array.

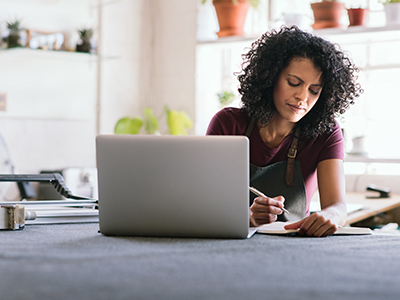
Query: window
[[196, 0, 400, 163]]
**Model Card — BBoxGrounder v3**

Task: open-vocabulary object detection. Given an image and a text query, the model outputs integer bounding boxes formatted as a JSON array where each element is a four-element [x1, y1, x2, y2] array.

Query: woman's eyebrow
[[288, 74, 323, 87]]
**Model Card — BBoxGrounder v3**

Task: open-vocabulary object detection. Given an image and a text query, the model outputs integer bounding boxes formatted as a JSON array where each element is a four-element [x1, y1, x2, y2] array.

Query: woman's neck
[[258, 116, 295, 148]]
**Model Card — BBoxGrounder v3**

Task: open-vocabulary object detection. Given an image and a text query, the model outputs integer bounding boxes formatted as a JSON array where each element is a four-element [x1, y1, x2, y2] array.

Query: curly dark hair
[[238, 26, 362, 138]]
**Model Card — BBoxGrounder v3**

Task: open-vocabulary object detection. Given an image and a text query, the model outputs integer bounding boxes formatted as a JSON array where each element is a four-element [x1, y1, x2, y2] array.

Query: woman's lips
[[288, 104, 305, 113]]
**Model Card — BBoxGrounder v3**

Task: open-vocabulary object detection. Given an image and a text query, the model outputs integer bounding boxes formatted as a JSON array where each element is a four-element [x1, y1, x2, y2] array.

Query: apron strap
[[285, 127, 301, 186], [245, 119, 300, 187], [245, 119, 256, 138]]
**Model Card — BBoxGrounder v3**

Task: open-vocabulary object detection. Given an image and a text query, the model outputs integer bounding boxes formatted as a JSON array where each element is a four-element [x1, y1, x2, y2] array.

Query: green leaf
[[217, 91, 235, 108], [143, 107, 159, 134], [78, 28, 93, 39], [249, 0, 260, 9], [114, 116, 143, 134], [166, 109, 193, 135], [6, 19, 24, 31]]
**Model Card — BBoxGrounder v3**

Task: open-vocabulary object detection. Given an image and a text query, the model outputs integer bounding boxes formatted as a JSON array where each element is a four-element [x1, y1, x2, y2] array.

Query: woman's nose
[[295, 87, 308, 103]]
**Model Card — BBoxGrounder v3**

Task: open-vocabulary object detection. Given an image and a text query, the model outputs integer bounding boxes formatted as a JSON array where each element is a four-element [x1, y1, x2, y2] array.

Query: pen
[[249, 186, 290, 214]]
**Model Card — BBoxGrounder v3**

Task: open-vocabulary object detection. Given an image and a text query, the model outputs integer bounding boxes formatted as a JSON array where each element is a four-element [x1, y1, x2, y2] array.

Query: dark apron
[[246, 119, 307, 222]]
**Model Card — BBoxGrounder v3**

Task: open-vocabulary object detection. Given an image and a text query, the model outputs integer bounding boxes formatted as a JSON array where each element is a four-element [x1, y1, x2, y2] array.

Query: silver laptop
[[96, 134, 256, 239]]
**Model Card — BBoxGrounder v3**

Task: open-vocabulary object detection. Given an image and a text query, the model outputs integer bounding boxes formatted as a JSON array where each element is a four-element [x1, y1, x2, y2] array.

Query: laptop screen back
[[96, 135, 249, 238]]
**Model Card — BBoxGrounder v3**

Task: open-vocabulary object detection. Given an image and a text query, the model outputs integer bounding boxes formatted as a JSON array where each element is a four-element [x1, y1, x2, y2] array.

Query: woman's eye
[[287, 80, 299, 87], [310, 89, 320, 95]]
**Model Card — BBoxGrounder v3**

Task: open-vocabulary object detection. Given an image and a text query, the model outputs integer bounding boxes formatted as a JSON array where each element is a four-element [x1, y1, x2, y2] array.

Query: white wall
[[151, 0, 197, 134], [0, 0, 98, 174], [99, 0, 148, 134], [100, 0, 198, 136], [0, 0, 199, 176]]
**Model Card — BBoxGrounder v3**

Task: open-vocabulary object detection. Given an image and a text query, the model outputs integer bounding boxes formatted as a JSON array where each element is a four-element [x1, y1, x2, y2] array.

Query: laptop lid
[[96, 135, 250, 238]]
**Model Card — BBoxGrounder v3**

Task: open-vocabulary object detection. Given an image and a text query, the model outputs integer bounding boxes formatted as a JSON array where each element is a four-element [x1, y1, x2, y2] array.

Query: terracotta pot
[[347, 8, 368, 26], [311, 1, 345, 29], [213, 0, 249, 37]]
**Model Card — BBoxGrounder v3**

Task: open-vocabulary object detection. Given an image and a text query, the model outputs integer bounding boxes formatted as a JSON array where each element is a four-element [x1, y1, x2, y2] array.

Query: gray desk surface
[[1, 223, 400, 300]]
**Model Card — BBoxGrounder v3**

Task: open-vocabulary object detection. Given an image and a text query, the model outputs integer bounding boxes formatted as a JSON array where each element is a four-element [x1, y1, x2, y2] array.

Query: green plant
[[164, 106, 193, 135], [217, 91, 235, 108], [114, 108, 158, 135], [78, 28, 93, 42], [7, 19, 23, 31], [76, 27, 94, 53], [201, 0, 260, 9], [114, 106, 192, 136], [6, 19, 24, 48], [380, 0, 400, 3]]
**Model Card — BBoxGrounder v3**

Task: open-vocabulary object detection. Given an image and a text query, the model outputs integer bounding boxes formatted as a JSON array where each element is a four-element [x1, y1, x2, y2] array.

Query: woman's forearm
[[320, 202, 347, 227]]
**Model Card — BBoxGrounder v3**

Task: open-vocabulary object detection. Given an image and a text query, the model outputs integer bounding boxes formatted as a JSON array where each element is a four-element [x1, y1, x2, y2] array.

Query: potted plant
[[114, 106, 192, 135], [380, 0, 400, 26], [310, 0, 346, 29], [6, 19, 24, 48], [201, 0, 260, 37], [217, 91, 235, 108], [115, 108, 160, 135], [76, 28, 95, 53], [347, 7, 368, 27]]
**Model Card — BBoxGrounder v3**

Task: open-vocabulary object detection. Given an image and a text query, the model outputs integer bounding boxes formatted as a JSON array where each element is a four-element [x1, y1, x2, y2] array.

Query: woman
[[206, 26, 362, 237]]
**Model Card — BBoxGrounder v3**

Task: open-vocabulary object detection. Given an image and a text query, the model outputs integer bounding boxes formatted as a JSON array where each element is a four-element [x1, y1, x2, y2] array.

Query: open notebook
[[257, 221, 372, 235]]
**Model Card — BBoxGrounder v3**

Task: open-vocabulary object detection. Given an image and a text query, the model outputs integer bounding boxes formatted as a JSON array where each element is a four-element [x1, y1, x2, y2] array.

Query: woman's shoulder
[[299, 120, 344, 161], [206, 107, 250, 135], [304, 120, 342, 141], [321, 120, 343, 142], [214, 106, 247, 117]]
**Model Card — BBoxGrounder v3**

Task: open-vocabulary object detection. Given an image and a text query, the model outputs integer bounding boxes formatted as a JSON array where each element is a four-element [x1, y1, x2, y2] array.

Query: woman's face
[[272, 57, 323, 124]]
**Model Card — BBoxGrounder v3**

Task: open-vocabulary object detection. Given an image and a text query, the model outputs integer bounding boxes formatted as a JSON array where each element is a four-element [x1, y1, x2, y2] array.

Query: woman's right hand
[[249, 195, 285, 227]]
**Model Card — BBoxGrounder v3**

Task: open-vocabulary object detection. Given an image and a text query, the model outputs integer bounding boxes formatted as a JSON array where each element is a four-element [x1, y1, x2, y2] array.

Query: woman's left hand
[[287, 159, 347, 237], [283, 208, 341, 237]]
